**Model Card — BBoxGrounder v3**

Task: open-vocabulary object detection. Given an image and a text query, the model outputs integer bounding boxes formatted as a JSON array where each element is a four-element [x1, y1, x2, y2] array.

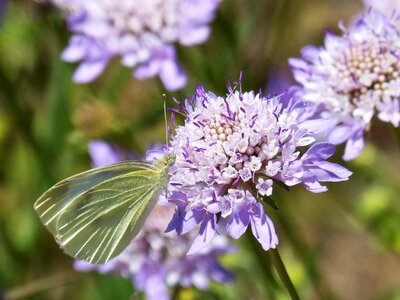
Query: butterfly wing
[[34, 161, 166, 264]]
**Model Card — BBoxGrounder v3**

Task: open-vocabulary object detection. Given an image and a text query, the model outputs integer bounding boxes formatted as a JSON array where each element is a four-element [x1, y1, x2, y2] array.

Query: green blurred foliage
[[1, 0, 400, 299]]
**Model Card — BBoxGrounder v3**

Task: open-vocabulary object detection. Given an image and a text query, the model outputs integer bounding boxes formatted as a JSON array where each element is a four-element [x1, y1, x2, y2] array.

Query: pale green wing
[[34, 161, 158, 235], [55, 170, 163, 264], [34, 161, 166, 264]]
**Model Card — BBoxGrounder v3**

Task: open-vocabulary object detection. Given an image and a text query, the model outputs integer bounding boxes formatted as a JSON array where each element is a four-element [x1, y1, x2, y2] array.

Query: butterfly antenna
[[163, 94, 169, 149], [163, 94, 170, 200]]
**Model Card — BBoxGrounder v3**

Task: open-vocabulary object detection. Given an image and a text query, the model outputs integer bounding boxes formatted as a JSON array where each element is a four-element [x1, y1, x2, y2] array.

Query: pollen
[[203, 115, 235, 142], [334, 40, 400, 107]]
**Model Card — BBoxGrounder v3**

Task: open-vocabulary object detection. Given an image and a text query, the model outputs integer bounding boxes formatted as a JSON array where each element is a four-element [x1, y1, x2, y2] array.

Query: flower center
[[334, 40, 400, 105], [203, 115, 235, 142], [106, 0, 178, 39], [199, 112, 280, 184]]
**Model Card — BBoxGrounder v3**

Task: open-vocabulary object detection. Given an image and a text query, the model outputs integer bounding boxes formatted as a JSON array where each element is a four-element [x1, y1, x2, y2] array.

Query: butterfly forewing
[[34, 160, 168, 264], [56, 170, 162, 263]]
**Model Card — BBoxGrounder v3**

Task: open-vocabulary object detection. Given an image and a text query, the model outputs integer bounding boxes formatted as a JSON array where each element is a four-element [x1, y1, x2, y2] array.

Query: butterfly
[[34, 153, 175, 264]]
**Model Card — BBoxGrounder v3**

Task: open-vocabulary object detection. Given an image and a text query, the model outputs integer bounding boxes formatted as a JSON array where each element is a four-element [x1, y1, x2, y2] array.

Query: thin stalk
[[393, 127, 400, 148], [245, 232, 280, 298], [269, 248, 300, 300], [170, 285, 181, 300], [275, 210, 335, 300]]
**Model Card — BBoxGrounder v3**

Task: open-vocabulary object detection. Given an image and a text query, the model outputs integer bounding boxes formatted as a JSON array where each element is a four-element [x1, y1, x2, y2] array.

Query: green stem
[[269, 248, 300, 300], [245, 232, 280, 298], [275, 211, 335, 299], [393, 127, 400, 147], [170, 284, 181, 300]]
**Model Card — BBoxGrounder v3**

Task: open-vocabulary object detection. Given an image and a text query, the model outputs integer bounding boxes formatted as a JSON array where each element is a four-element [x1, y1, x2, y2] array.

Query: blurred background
[[1, 0, 400, 299]]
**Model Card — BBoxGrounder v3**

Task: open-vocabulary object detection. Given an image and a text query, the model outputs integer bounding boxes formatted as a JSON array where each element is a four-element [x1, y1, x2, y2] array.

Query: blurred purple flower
[[165, 79, 352, 253], [264, 66, 298, 109], [289, 9, 400, 160], [88, 140, 123, 167], [266, 66, 294, 96], [363, 0, 400, 20], [87, 140, 139, 167], [0, 0, 8, 25], [75, 140, 234, 300], [55, 0, 221, 90]]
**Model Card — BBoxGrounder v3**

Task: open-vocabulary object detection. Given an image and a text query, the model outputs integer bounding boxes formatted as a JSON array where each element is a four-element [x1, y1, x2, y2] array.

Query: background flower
[[74, 140, 234, 300], [166, 81, 351, 253], [363, 0, 400, 21], [290, 9, 400, 160], [55, 0, 220, 90]]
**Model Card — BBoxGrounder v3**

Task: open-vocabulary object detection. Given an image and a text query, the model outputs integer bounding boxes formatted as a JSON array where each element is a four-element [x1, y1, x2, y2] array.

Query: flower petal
[[316, 161, 353, 181], [302, 142, 336, 161], [88, 140, 120, 167], [343, 129, 365, 161], [249, 203, 278, 251], [327, 124, 357, 144], [187, 216, 217, 255], [72, 59, 109, 83], [159, 59, 187, 91], [226, 205, 250, 239], [179, 27, 210, 46], [134, 60, 161, 79]]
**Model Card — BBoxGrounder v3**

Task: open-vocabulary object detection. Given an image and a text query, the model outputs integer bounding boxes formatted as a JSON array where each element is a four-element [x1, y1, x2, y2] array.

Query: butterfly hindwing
[[55, 170, 162, 263], [34, 160, 165, 264]]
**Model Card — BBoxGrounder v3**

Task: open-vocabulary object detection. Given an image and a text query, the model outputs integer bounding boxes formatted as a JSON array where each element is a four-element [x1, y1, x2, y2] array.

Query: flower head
[[57, 0, 221, 90], [166, 79, 352, 253], [75, 141, 234, 300], [290, 9, 400, 160]]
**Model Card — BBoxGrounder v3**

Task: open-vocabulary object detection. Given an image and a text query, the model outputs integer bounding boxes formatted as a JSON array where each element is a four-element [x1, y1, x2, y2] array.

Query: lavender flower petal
[[88, 140, 121, 167], [187, 214, 217, 254], [249, 202, 278, 251]]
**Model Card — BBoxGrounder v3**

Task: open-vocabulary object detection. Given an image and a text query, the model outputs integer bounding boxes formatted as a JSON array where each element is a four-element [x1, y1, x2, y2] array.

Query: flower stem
[[393, 127, 400, 148], [269, 248, 300, 300]]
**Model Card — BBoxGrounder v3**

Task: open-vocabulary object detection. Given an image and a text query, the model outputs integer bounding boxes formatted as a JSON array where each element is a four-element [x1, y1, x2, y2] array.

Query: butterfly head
[[165, 153, 176, 167], [153, 152, 175, 170]]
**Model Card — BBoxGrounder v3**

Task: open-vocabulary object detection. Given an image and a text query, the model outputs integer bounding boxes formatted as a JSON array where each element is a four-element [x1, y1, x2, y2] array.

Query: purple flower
[[88, 140, 123, 167], [289, 9, 400, 160], [75, 140, 234, 300], [166, 79, 352, 253], [55, 0, 221, 90], [87, 140, 139, 167], [363, 0, 400, 20]]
